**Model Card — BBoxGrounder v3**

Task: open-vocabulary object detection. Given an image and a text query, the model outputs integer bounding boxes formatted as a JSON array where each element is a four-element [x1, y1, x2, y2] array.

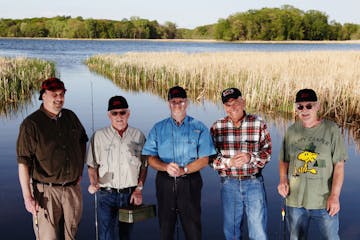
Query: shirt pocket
[[187, 130, 200, 160], [239, 137, 259, 153]]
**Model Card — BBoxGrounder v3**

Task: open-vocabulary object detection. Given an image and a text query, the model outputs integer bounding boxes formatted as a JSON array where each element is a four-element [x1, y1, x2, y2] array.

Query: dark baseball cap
[[108, 96, 129, 111], [295, 89, 317, 103], [221, 87, 242, 103], [168, 86, 187, 100]]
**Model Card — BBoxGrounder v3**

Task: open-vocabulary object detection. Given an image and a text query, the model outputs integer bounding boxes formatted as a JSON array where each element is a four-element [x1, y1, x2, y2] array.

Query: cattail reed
[[86, 51, 360, 128], [0, 57, 56, 115]]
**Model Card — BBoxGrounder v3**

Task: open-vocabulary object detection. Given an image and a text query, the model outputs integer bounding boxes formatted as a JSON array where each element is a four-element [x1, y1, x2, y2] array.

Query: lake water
[[0, 39, 359, 240]]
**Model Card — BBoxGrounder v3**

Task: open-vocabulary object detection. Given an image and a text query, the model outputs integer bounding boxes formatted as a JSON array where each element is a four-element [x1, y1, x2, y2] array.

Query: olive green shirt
[[16, 105, 88, 183], [280, 119, 348, 209]]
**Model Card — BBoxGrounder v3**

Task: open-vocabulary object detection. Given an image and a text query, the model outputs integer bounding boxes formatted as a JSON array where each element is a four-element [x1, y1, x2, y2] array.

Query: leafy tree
[[302, 10, 329, 40]]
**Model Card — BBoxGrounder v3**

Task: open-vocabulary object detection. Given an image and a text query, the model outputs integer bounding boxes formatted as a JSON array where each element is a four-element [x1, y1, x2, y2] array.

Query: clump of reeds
[[0, 57, 56, 115], [86, 51, 360, 128]]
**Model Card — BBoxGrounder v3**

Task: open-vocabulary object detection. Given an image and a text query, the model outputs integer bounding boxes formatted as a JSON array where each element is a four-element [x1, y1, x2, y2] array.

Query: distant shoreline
[[1, 37, 360, 44]]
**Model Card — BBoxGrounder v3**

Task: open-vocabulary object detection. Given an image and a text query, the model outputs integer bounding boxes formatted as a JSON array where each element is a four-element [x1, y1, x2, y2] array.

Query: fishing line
[[171, 123, 180, 240]]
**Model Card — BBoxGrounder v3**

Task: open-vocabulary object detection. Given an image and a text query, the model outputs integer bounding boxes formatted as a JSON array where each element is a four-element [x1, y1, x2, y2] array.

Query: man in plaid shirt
[[210, 87, 272, 240]]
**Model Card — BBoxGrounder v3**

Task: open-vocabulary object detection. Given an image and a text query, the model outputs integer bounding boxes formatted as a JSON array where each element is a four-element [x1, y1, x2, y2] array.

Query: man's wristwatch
[[184, 166, 189, 174]]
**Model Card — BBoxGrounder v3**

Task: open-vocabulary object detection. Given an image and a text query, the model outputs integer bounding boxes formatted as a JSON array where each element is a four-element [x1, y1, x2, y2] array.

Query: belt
[[100, 187, 135, 194], [227, 173, 262, 181], [159, 171, 199, 179], [33, 179, 78, 187]]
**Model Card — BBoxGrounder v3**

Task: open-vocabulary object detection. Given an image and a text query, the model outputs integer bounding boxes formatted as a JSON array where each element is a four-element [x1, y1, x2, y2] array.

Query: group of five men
[[16, 77, 347, 240]]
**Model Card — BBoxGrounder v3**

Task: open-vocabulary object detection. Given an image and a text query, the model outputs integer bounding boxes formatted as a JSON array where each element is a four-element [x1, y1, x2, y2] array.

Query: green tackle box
[[119, 204, 156, 223]]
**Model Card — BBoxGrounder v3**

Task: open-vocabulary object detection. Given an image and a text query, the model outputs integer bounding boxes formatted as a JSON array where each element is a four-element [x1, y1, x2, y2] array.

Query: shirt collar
[[40, 104, 62, 120], [111, 124, 128, 137], [225, 111, 247, 125], [171, 115, 188, 127]]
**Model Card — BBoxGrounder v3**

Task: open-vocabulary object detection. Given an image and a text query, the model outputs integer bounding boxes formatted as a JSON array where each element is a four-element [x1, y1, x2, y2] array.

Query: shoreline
[[1, 37, 360, 44]]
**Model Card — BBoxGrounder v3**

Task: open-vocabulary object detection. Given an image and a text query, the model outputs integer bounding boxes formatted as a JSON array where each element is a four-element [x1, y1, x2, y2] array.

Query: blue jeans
[[287, 206, 339, 240], [221, 176, 268, 240], [97, 189, 133, 240]]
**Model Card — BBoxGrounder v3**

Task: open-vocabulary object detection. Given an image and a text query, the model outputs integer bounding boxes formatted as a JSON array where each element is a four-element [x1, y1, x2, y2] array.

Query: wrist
[[183, 166, 189, 174], [136, 181, 143, 191], [225, 158, 231, 167]]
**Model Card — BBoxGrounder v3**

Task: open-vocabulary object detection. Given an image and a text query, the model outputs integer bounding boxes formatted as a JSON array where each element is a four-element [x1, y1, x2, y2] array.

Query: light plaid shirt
[[210, 113, 272, 177]]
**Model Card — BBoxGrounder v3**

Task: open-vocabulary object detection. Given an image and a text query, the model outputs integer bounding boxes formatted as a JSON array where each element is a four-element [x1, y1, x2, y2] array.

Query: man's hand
[[277, 177, 289, 198], [327, 194, 340, 216], [130, 189, 143, 206], [24, 196, 38, 215], [166, 162, 180, 177], [88, 183, 100, 194], [229, 152, 250, 168]]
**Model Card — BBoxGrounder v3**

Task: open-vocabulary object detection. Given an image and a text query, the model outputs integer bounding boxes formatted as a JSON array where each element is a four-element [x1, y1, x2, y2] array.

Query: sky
[[0, 0, 359, 29]]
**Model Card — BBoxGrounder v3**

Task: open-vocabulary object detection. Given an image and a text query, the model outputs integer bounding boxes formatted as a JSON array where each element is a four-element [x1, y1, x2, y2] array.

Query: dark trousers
[[156, 171, 203, 240]]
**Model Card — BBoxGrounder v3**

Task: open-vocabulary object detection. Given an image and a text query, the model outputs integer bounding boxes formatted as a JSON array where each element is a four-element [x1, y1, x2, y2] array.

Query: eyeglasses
[[110, 110, 127, 116], [296, 103, 314, 111], [169, 100, 186, 106]]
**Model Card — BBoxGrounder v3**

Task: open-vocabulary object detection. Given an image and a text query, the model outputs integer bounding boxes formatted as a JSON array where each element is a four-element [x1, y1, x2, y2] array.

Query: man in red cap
[[16, 77, 88, 239]]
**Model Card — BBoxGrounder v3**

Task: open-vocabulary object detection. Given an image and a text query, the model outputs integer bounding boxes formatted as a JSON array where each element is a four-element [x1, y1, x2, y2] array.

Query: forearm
[[87, 166, 98, 185], [137, 165, 148, 186], [186, 156, 209, 173], [279, 161, 289, 182], [18, 163, 32, 199], [251, 128, 272, 168], [330, 160, 345, 197], [148, 156, 168, 172], [210, 155, 230, 170], [278, 160, 290, 198]]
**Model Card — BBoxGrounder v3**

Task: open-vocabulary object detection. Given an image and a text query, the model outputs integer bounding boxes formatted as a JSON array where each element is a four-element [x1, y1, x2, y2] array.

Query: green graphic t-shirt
[[280, 119, 348, 209]]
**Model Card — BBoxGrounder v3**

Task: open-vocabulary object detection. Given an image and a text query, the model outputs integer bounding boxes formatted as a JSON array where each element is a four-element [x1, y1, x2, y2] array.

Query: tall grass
[[0, 57, 56, 116], [86, 51, 360, 128]]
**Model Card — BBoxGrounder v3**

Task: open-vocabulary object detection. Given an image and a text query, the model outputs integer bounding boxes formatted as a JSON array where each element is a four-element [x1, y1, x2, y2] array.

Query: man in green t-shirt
[[277, 88, 348, 240]]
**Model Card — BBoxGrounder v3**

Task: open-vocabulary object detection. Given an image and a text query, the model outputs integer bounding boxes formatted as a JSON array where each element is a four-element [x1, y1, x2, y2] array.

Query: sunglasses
[[110, 110, 127, 116], [296, 103, 314, 111]]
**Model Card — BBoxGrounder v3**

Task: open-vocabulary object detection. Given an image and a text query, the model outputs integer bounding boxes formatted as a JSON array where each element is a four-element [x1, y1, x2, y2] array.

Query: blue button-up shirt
[[142, 115, 216, 167]]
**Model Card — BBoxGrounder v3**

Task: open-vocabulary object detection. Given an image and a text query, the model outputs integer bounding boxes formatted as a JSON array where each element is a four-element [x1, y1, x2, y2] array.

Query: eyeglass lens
[[170, 100, 186, 106], [297, 104, 313, 111], [111, 111, 127, 116]]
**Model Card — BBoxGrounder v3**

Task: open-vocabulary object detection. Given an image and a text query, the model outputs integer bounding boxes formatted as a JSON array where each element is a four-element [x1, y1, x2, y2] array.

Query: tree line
[[0, 5, 359, 40]]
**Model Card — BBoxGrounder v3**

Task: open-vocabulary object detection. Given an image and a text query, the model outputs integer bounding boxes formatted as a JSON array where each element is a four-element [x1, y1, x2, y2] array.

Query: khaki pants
[[33, 183, 83, 240]]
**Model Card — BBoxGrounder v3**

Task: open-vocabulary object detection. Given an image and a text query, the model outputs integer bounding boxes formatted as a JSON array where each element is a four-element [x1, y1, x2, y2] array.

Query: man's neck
[[302, 118, 322, 128], [172, 115, 186, 126], [42, 105, 61, 118]]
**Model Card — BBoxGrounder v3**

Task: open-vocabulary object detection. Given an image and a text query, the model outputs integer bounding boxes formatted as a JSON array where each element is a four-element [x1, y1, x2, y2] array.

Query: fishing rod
[[35, 208, 40, 240], [90, 80, 99, 240]]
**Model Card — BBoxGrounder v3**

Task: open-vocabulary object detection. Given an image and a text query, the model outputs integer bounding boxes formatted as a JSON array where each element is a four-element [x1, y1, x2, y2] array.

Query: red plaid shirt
[[210, 113, 272, 177]]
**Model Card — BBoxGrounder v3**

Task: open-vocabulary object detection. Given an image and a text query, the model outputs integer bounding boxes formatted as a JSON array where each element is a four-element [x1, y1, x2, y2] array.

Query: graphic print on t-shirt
[[294, 142, 318, 176]]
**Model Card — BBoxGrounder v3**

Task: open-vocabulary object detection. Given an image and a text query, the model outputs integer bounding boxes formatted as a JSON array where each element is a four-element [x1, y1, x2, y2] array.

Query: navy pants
[[156, 171, 203, 240]]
